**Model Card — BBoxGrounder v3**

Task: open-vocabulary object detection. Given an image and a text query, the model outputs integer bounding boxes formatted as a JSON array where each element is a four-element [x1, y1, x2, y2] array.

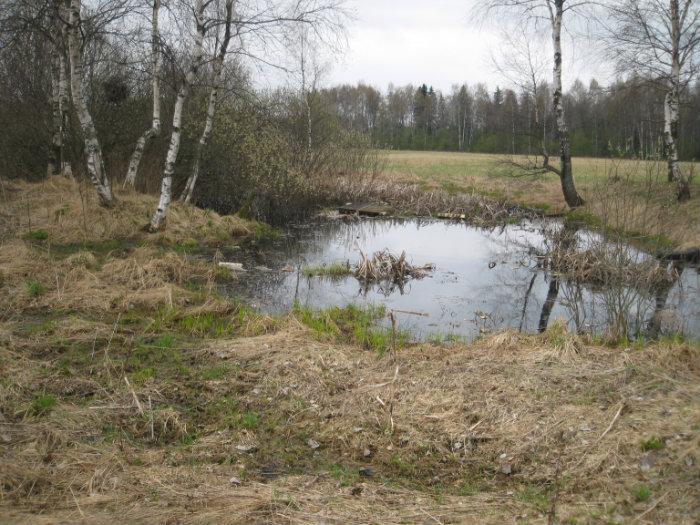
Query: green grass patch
[[634, 485, 652, 502], [302, 262, 351, 279], [24, 229, 49, 241], [640, 436, 664, 451], [126, 335, 190, 380], [515, 484, 551, 513], [30, 394, 57, 416], [25, 280, 46, 297], [328, 463, 360, 486], [293, 304, 409, 354], [201, 364, 230, 381]]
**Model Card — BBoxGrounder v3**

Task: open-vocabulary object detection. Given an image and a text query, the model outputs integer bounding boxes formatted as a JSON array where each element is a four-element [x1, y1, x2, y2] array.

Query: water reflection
[[222, 218, 700, 342]]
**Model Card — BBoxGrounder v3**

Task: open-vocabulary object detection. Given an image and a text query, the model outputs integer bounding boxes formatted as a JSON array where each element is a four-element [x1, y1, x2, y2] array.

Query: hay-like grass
[[0, 176, 252, 245]]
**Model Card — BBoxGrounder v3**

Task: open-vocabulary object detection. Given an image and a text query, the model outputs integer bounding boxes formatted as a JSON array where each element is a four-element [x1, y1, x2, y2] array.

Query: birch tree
[[180, 0, 236, 204], [48, 15, 73, 179], [480, 0, 586, 208], [606, 0, 700, 201], [66, 0, 116, 206], [149, 0, 207, 230], [123, 0, 162, 189]]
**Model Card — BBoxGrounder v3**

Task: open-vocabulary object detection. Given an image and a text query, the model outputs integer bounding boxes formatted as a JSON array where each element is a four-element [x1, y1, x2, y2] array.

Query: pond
[[221, 217, 700, 342]]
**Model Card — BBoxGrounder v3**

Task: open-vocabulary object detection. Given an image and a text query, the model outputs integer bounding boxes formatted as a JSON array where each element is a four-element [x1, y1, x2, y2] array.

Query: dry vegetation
[[382, 151, 700, 250], [1, 178, 699, 524]]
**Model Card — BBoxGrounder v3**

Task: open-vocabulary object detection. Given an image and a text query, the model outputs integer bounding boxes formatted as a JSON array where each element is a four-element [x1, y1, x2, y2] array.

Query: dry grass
[[1, 321, 698, 524], [382, 151, 700, 249], [0, 176, 253, 245], [1, 177, 698, 525]]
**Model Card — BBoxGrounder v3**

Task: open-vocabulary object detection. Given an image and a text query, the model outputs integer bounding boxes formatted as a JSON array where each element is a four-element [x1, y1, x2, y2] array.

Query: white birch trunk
[[550, 0, 583, 208], [150, 0, 206, 231], [58, 54, 73, 178], [180, 64, 223, 204], [180, 0, 236, 205], [124, 0, 162, 189], [66, 0, 115, 207], [48, 53, 62, 177], [664, 0, 684, 190]]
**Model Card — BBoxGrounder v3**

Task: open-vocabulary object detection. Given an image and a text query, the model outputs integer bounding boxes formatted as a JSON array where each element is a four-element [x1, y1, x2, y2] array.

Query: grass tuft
[[302, 262, 351, 279], [30, 394, 57, 416]]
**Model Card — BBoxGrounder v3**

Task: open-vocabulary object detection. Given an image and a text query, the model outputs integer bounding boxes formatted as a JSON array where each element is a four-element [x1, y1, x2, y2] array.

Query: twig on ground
[[597, 402, 625, 444], [124, 376, 144, 415]]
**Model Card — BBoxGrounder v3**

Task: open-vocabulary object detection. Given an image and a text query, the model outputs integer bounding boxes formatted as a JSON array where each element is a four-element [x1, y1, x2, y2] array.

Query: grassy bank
[[1, 178, 699, 524], [383, 150, 700, 250]]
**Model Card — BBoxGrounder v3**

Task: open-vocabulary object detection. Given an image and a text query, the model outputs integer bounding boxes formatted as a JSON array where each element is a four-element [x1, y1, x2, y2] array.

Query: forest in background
[[320, 79, 700, 159]]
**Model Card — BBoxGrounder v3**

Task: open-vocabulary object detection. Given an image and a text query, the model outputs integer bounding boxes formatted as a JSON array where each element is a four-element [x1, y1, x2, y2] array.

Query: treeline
[[321, 79, 700, 160]]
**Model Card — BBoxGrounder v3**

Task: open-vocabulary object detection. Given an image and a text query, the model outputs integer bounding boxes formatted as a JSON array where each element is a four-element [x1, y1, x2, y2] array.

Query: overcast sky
[[319, 0, 613, 93]]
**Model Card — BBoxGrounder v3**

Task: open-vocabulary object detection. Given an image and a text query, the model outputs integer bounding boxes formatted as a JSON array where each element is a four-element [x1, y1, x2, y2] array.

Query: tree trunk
[[551, 0, 584, 208], [180, 0, 235, 205], [665, 0, 691, 201], [58, 53, 73, 178], [66, 0, 115, 207], [124, 0, 162, 189], [180, 65, 223, 204], [48, 53, 63, 177], [150, 0, 206, 231]]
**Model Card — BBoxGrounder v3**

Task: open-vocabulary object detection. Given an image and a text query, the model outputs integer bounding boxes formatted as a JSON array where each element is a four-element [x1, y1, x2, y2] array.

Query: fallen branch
[[596, 402, 625, 444]]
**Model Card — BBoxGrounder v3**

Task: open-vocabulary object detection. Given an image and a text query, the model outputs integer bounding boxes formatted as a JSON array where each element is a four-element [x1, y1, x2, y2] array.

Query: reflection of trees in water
[[537, 275, 560, 332], [233, 217, 696, 340], [646, 262, 685, 338]]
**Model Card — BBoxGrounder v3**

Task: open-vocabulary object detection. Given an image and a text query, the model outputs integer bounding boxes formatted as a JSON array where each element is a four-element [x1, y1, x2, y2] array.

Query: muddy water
[[221, 218, 700, 342]]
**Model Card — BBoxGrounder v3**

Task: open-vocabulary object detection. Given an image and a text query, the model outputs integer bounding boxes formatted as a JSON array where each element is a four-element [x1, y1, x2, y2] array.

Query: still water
[[222, 218, 700, 342]]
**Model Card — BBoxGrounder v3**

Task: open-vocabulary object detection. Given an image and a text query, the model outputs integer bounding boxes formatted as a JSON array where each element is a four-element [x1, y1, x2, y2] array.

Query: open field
[[382, 151, 700, 250], [0, 177, 699, 524]]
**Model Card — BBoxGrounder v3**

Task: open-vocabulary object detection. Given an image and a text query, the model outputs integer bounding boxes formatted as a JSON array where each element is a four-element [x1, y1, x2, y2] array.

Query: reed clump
[[354, 249, 434, 286]]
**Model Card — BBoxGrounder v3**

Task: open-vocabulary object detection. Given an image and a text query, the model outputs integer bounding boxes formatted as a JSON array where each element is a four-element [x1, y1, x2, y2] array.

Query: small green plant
[[131, 367, 156, 384], [25, 229, 49, 241], [328, 463, 360, 486], [240, 411, 260, 430], [30, 394, 57, 416], [302, 262, 351, 279], [634, 485, 651, 502], [25, 280, 46, 297], [173, 239, 199, 254], [201, 365, 229, 381], [641, 437, 664, 451], [293, 303, 408, 353], [515, 485, 550, 513], [178, 313, 232, 337], [250, 223, 281, 243]]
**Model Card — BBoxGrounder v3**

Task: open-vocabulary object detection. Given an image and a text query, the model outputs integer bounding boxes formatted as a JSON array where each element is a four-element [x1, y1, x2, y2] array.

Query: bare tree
[[66, 0, 116, 206], [149, 0, 207, 230], [180, 0, 236, 204], [479, 0, 586, 208], [493, 27, 551, 167], [606, 0, 700, 201], [48, 11, 73, 179], [123, 0, 162, 189]]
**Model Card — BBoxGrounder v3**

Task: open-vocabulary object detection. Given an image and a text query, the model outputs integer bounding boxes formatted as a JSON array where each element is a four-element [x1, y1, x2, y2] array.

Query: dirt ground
[[1, 177, 699, 524]]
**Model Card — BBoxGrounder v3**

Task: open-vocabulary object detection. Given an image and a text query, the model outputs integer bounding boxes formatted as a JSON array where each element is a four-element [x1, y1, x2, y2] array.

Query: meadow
[[382, 150, 700, 250]]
